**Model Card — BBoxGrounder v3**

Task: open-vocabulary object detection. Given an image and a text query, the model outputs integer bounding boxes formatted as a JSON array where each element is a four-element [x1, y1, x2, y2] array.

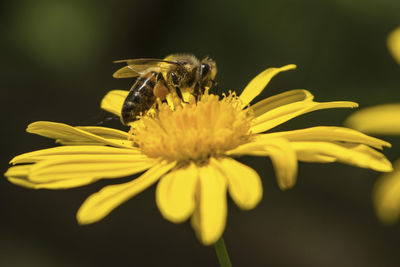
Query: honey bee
[[113, 54, 217, 125]]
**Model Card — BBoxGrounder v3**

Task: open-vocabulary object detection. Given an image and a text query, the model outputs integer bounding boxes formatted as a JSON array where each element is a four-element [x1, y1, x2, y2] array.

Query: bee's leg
[[194, 83, 200, 100], [175, 87, 184, 99], [156, 72, 164, 82], [175, 87, 189, 103], [153, 72, 170, 106], [193, 83, 202, 102], [211, 80, 219, 95]]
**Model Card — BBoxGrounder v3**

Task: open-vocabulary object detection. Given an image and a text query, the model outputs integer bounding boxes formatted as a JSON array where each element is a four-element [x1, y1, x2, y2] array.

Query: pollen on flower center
[[131, 92, 253, 163]]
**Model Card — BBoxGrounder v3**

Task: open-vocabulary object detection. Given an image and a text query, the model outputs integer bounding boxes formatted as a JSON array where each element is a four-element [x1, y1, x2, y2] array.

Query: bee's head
[[199, 57, 217, 85]]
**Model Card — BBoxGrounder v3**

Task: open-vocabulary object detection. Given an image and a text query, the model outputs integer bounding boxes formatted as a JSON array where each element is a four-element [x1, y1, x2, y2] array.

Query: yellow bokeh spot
[[387, 26, 400, 65]]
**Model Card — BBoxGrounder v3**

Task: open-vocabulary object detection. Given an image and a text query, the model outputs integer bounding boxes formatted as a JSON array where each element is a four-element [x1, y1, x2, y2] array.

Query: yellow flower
[[388, 26, 400, 65], [345, 105, 400, 224], [344, 26, 400, 224], [373, 160, 400, 224], [345, 104, 400, 135], [5, 65, 392, 245]]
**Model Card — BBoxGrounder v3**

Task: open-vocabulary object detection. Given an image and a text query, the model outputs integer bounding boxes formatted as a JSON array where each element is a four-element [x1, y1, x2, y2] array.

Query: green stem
[[214, 237, 232, 267]]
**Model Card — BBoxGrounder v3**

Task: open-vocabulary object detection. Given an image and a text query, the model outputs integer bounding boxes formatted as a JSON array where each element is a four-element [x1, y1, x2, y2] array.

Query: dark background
[[1, 0, 400, 266]]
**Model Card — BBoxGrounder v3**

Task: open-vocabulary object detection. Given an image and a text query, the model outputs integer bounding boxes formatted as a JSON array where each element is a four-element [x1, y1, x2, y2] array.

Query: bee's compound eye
[[170, 72, 179, 85], [200, 63, 210, 78]]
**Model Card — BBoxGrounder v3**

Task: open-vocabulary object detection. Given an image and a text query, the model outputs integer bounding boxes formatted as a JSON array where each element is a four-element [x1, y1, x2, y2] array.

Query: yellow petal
[[8, 176, 96, 189], [260, 139, 297, 190], [10, 145, 143, 165], [27, 121, 133, 148], [256, 126, 391, 149], [4, 164, 31, 177], [191, 161, 227, 245], [387, 26, 400, 65], [239, 65, 297, 106], [28, 154, 155, 183], [291, 141, 393, 172], [226, 146, 271, 157], [373, 160, 400, 224], [156, 163, 198, 223], [251, 100, 358, 133], [228, 138, 298, 190], [296, 153, 336, 163], [214, 157, 262, 210], [77, 126, 129, 140], [250, 89, 314, 117], [4, 165, 31, 181], [345, 104, 400, 135], [100, 90, 128, 117], [5, 165, 96, 189], [77, 161, 176, 224]]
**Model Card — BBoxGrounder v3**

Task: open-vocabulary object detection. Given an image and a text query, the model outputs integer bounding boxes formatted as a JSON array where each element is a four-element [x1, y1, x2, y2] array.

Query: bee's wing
[[113, 58, 187, 79], [113, 66, 142, 78]]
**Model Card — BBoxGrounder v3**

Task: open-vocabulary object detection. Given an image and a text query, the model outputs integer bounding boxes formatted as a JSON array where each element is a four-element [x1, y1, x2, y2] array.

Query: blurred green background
[[1, 0, 400, 266]]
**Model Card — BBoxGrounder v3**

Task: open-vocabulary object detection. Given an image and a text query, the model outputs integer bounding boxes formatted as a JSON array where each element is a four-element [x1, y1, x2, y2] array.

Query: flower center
[[130, 92, 253, 164]]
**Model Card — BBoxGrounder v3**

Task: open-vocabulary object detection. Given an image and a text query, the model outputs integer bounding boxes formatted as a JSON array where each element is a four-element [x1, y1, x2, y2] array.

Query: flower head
[[132, 92, 252, 163], [6, 64, 392, 245]]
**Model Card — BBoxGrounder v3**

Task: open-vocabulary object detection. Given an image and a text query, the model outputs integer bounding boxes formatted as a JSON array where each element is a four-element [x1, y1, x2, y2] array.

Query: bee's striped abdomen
[[121, 73, 157, 125]]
